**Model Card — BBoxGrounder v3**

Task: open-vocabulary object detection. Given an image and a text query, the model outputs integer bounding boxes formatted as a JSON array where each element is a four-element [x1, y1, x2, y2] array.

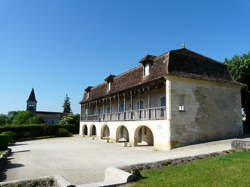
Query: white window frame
[[144, 63, 150, 76], [107, 82, 111, 91]]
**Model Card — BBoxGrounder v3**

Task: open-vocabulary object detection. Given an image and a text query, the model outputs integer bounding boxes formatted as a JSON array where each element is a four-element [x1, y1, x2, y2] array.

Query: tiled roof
[[81, 48, 241, 104]]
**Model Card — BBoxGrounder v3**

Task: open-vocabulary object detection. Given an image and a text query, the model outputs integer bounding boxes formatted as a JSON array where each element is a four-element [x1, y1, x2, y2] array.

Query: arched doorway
[[90, 125, 97, 136], [134, 126, 154, 146], [83, 125, 88, 136], [101, 125, 110, 139], [116, 126, 129, 142]]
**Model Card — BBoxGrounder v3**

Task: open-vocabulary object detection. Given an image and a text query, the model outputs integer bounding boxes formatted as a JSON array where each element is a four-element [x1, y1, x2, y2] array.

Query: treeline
[[0, 111, 43, 125], [0, 111, 80, 126]]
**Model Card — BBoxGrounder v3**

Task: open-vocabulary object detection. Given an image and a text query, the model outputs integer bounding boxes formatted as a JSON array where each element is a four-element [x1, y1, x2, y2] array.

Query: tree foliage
[[0, 111, 44, 125], [0, 114, 8, 125], [12, 111, 44, 124], [59, 113, 80, 125], [63, 94, 72, 114], [225, 52, 250, 86]]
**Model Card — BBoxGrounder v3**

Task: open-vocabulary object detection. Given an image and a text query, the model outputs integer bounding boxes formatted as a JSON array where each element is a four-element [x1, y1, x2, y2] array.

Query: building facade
[[79, 48, 243, 150], [26, 88, 64, 125]]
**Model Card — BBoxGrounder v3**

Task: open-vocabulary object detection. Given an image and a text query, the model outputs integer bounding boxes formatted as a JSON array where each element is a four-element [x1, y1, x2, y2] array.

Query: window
[[119, 103, 125, 112], [179, 95, 185, 112], [144, 64, 150, 76], [107, 82, 111, 91], [106, 106, 111, 113], [86, 92, 89, 99], [160, 96, 166, 107], [137, 100, 144, 109]]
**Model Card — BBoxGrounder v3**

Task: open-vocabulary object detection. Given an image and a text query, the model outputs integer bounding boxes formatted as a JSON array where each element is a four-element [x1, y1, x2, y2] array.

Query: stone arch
[[101, 125, 110, 139], [82, 125, 88, 136], [134, 126, 154, 146], [116, 125, 129, 142], [90, 125, 97, 136]]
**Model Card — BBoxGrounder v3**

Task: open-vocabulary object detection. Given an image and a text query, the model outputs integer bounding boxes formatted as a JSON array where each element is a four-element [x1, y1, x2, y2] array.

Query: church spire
[[26, 88, 37, 112], [27, 88, 37, 102]]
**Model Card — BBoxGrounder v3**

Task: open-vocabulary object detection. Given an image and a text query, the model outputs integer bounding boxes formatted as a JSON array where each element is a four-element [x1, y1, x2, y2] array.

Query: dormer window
[[86, 92, 89, 99], [139, 54, 156, 77], [108, 82, 111, 91], [104, 74, 115, 92], [144, 63, 150, 76], [85, 86, 93, 100]]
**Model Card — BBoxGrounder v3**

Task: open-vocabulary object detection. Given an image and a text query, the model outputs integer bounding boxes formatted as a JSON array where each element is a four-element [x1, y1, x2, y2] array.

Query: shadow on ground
[[13, 150, 30, 154], [0, 159, 25, 182]]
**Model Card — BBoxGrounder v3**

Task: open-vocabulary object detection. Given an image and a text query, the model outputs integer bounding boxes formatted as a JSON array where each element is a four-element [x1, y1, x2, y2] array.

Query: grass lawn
[[126, 152, 250, 187]]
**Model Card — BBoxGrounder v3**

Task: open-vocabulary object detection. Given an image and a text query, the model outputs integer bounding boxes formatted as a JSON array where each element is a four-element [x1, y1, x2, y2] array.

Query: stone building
[[79, 48, 243, 150], [26, 88, 64, 125]]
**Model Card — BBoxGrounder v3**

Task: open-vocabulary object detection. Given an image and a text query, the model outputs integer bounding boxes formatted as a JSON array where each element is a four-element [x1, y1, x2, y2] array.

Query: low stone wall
[[231, 140, 250, 151], [0, 175, 71, 187], [119, 150, 234, 173]]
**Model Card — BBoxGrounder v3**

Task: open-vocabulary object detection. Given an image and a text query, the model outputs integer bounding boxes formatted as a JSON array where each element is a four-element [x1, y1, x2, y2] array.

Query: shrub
[[0, 134, 9, 150], [2, 131, 17, 143], [0, 124, 78, 140], [56, 128, 71, 137]]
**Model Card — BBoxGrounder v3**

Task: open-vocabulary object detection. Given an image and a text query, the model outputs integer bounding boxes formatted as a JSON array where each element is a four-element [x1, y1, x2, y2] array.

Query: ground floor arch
[[90, 125, 97, 136], [116, 125, 129, 142], [101, 125, 110, 139], [83, 125, 88, 136], [134, 125, 154, 146]]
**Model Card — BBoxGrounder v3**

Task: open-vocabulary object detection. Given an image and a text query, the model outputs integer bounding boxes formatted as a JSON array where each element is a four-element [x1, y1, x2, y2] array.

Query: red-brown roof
[[81, 48, 241, 104]]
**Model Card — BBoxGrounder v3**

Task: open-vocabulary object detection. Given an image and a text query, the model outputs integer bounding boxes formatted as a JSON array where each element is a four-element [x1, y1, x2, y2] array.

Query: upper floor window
[[137, 100, 144, 109], [107, 82, 111, 91], [106, 106, 111, 113], [160, 96, 166, 107], [139, 55, 155, 77], [104, 75, 115, 92], [119, 103, 125, 112], [144, 63, 150, 76], [86, 92, 89, 99]]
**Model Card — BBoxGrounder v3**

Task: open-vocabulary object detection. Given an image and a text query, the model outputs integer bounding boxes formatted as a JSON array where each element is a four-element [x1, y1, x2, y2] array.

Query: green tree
[[63, 94, 72, 114], [225, 52, 250, 133], [224, 52, 250, 86], [12, 111, 44, 124], [0, 114, 8, 125], [59, 113, 80, 125]]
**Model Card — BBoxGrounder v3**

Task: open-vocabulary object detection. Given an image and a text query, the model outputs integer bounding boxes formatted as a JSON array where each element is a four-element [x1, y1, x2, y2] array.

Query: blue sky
[[0, 0, 250, 114]]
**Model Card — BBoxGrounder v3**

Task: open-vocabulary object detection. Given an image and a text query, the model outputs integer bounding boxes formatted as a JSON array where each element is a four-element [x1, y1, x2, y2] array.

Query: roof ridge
[[171, 48, 224, 65]]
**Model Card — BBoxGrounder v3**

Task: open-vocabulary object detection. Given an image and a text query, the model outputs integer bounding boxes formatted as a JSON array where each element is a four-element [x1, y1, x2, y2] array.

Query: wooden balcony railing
[[81, 106, 166, 121]]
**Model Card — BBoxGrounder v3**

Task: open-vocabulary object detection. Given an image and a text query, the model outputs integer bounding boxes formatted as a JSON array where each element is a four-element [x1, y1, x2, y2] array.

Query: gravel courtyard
[[3, 136, 247, 185]]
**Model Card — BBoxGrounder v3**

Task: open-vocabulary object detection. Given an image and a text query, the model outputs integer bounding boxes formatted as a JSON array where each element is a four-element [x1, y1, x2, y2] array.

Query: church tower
[[26, 88, 37, 112]]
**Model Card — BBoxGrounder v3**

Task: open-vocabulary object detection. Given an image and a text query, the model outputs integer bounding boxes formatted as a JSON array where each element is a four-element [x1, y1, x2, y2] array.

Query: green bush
[[0, 134, 9, 150], [2, 131, 17, 142], [1, 133, 12, 144], [56, 128, 71, 137], [0, 124, 78, 140]]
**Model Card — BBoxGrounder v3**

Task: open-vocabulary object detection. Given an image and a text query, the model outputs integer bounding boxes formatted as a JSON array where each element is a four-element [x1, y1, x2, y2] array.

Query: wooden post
[[109, 97, 112, 113], [103, 99, 105, 114], [124, 94, 126, 112], [130, 91, 133, 110], [118, 95, 120, 112]]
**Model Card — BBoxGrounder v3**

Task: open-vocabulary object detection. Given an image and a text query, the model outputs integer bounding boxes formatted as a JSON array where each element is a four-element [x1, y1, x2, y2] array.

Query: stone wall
[[167, 76, 243, 148]]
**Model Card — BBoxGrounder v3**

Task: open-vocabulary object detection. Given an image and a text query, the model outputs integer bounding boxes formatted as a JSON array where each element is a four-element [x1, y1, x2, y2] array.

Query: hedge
[[1, 131, 16, 142], [0, 124, 79, 140], [0, 134, 9, 150]]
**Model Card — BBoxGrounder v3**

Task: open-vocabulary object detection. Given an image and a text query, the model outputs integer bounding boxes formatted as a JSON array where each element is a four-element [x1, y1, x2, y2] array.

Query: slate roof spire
[[27, 88, 37, 103]]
